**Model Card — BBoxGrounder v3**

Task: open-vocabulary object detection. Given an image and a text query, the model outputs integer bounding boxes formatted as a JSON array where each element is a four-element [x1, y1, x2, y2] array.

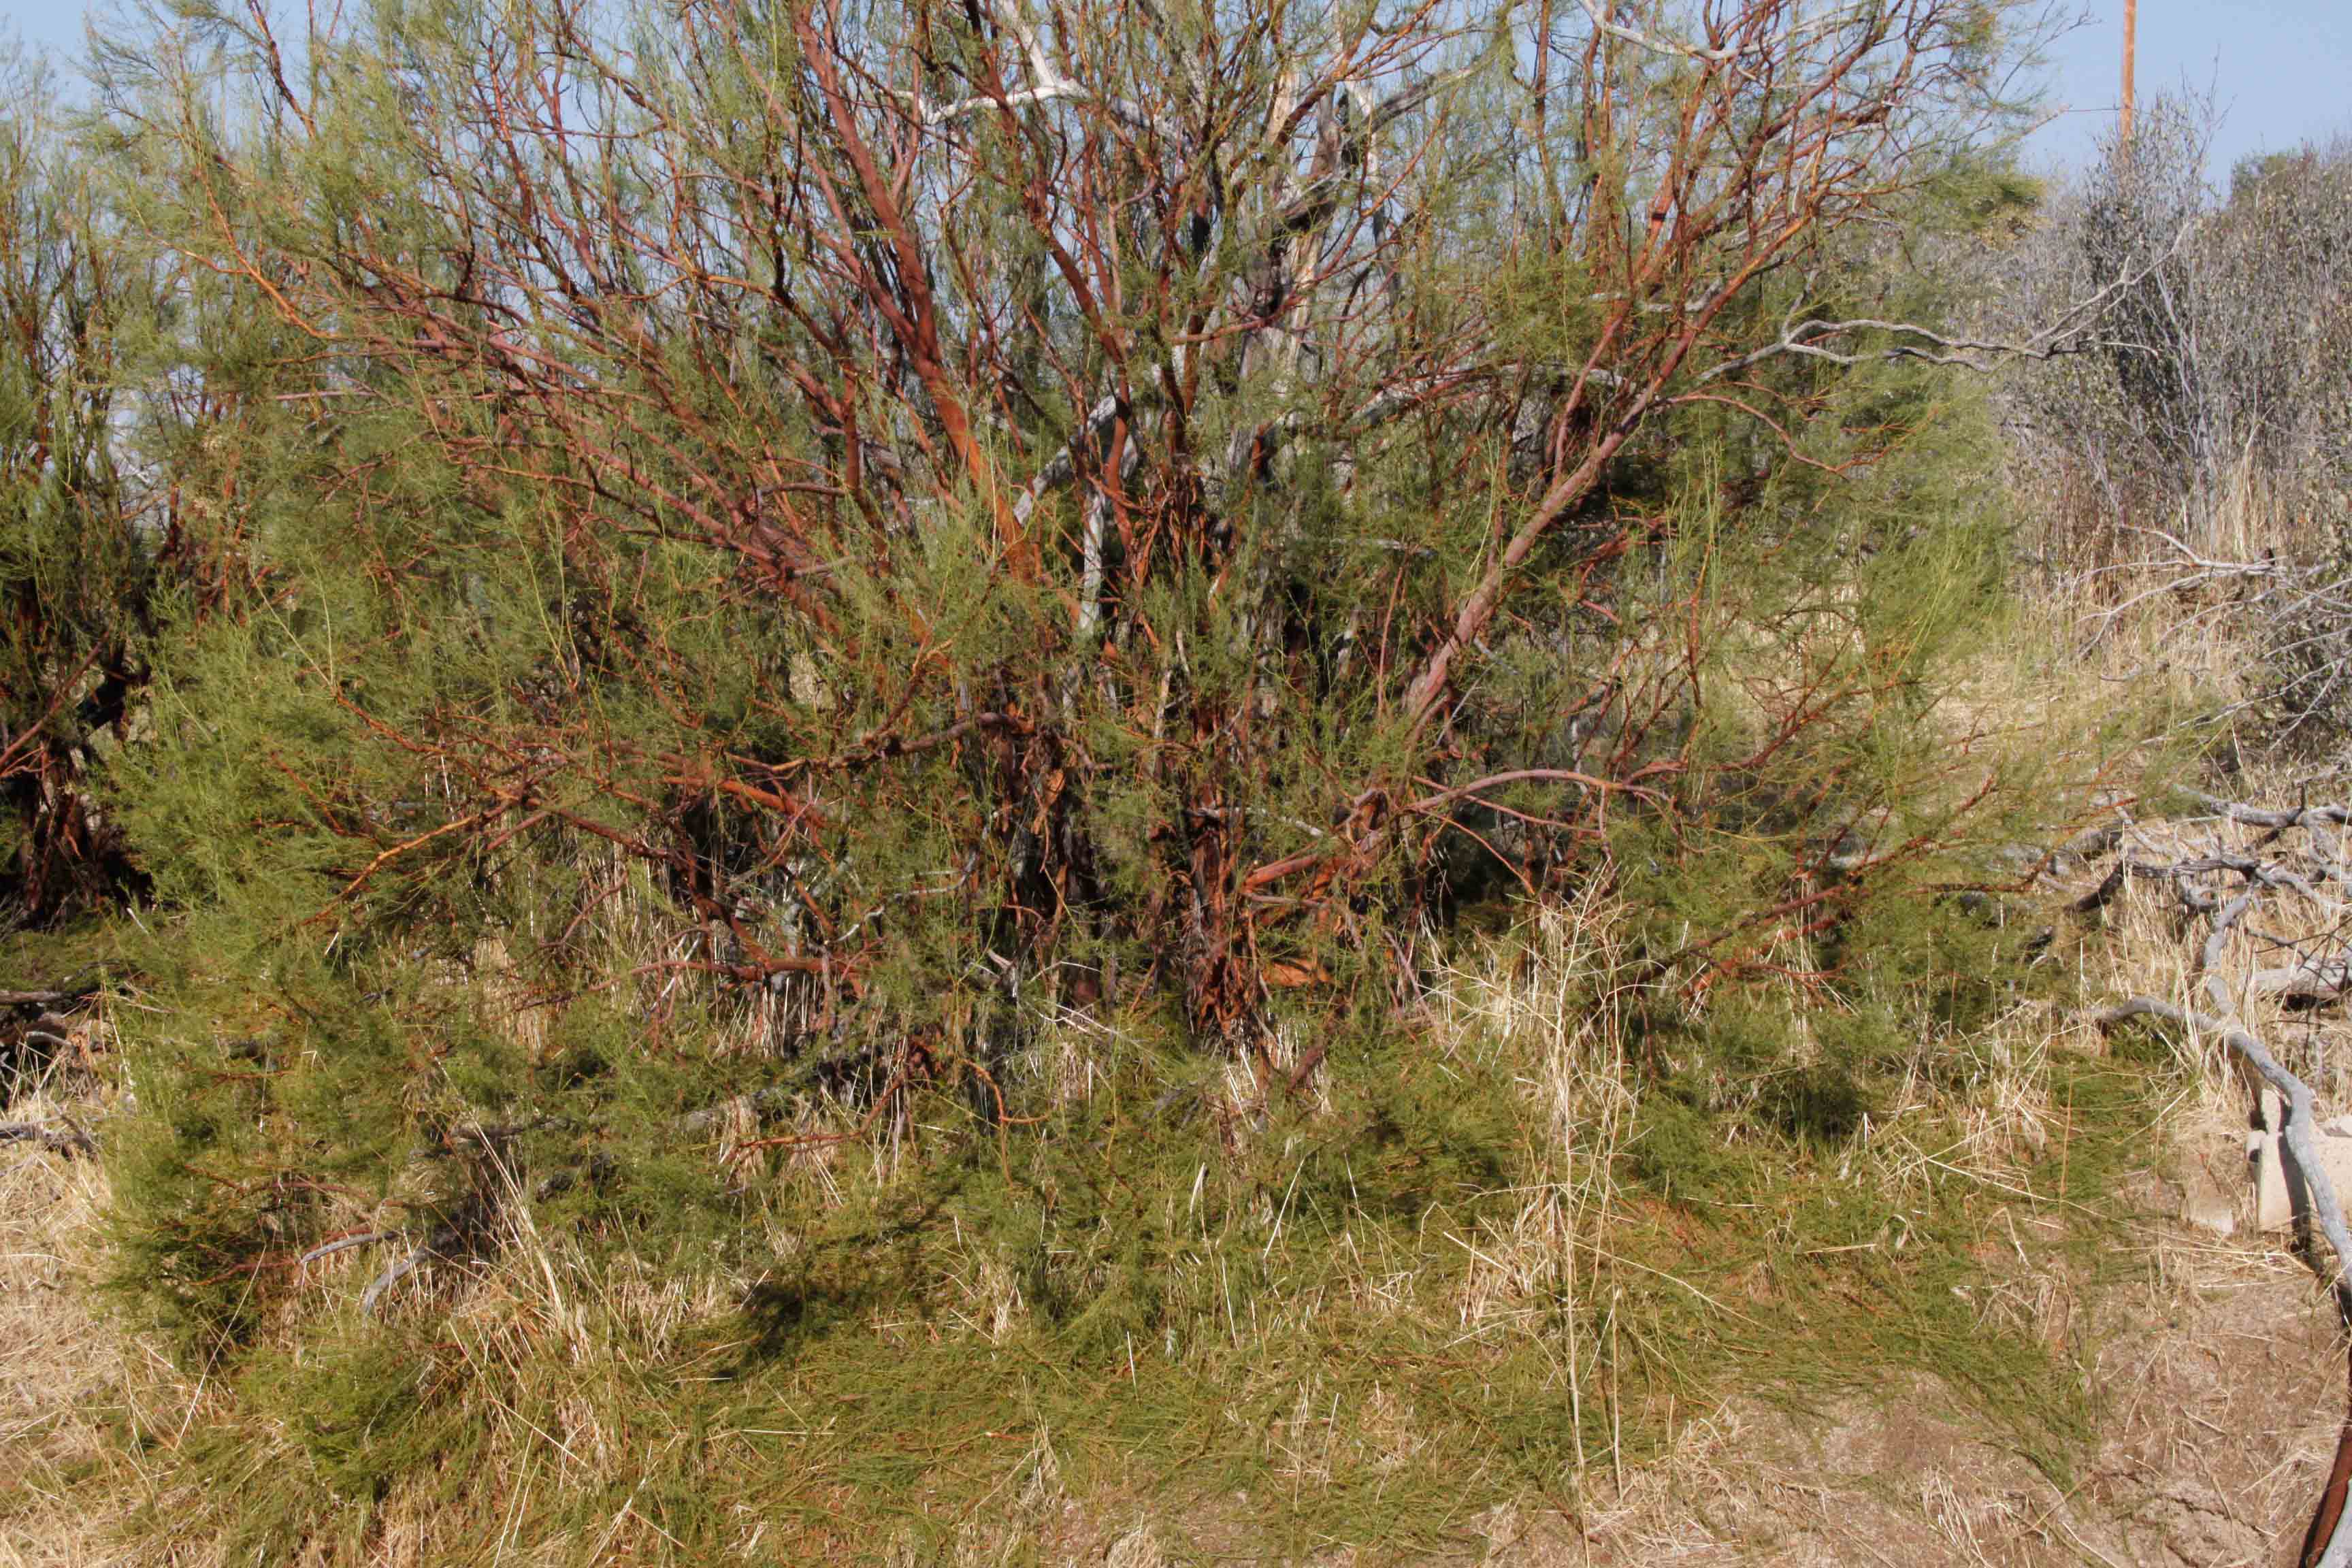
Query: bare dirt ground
[[1531, 1230, 2345, 1567]]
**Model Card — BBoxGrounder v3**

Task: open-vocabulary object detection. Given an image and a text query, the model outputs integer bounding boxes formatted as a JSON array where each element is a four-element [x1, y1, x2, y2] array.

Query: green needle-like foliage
[[0, 1, 2219, 1558]]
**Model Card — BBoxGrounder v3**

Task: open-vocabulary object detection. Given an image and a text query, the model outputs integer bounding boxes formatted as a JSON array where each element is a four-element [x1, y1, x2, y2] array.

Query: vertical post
[[2120, 0, 2137, 148]]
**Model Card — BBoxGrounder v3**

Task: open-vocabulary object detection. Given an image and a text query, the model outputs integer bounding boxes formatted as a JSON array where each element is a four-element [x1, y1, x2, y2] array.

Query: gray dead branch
[[361, 1238, 438, 1317], [0, 1117, 96, 1156], [0, 967, 110, 1009], [2078, 792, 2352, 1567]]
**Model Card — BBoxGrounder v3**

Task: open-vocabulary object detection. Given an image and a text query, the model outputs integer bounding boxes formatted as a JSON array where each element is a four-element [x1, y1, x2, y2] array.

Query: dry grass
[[0, 1054, 215, 1568], [18, 525, 2352, 1564], [1, 999, 129, 1565], [9, 891, 2338, 1567], [0, 1110, 133, 1567], [1422, 538, 2352, 1563], [1425, 887, 1641, 1362]]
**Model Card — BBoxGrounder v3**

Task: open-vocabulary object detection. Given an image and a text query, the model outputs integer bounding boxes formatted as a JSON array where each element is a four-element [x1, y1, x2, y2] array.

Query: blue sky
[[2019, 0, 2352, 176], [2, 0, 2346, 179]]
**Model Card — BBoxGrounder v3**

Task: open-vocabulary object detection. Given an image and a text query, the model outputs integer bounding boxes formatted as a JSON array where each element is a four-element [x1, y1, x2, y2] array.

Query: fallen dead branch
[[2093, 992, 2352, 1294], [297, 1229, 392, 1268], [2251, 953, 2352, 1007], [0, 990, 80, 1008], [2080, 791, 2352, 1567], [0, 1119, 96, 1156], [0, 967, 114, 1010]]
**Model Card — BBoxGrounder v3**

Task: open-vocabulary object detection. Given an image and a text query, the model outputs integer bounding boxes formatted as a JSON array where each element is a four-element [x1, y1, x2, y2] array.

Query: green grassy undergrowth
[[95, 909, 2181, 1566]]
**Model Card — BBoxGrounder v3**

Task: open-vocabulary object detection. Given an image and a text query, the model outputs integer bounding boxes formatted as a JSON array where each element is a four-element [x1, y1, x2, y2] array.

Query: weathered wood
[[0, 1119, 96, 1156], [2087, 828, 2352, 1568]]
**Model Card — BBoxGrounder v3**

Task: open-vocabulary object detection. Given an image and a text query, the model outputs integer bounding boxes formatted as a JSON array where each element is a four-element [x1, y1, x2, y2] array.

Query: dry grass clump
[[1, 1017, 216, 1568], [0, 1117, 144, 1567], [1426, 887, 1643, 1342]]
